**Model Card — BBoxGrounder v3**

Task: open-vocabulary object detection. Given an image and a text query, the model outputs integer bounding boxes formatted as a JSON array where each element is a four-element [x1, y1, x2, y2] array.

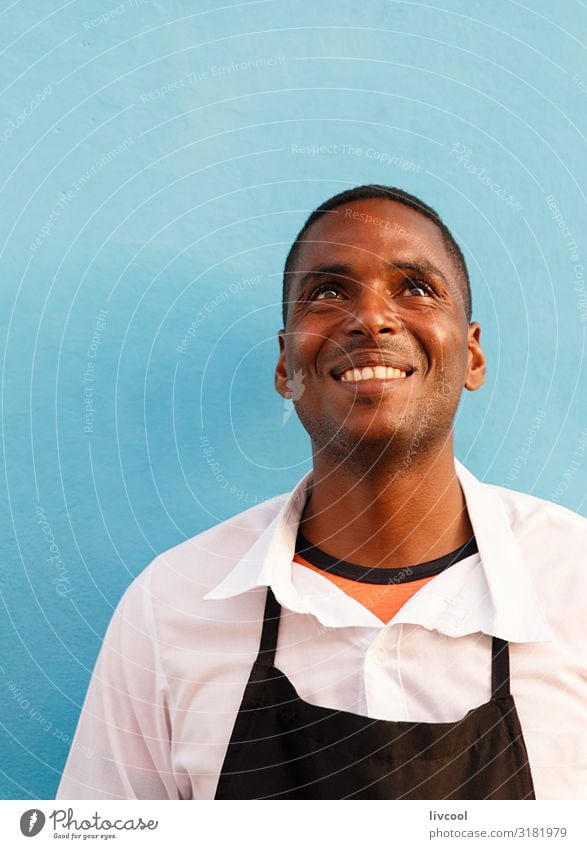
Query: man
[[57, 185, 587, 800]]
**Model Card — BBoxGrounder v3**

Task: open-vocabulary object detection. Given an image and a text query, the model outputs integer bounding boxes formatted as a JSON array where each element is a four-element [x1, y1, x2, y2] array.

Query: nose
[[343, 284, 403, 337]]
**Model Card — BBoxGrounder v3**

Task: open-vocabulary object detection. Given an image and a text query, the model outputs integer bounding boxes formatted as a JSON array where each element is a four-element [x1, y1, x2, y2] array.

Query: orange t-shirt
[[293, 535, 478, 625], [294, 552, 435, 623]]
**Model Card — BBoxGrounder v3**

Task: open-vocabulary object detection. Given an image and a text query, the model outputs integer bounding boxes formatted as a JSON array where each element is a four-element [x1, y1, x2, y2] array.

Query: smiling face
[[275, 198, 486, 468]]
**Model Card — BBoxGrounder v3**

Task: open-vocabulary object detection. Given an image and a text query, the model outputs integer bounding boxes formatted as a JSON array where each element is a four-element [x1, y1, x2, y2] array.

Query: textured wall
[[0, 0, 585, 799]]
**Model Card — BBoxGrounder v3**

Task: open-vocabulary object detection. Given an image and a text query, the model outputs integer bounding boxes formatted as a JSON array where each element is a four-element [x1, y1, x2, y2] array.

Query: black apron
[[215, 588, 535, 799]]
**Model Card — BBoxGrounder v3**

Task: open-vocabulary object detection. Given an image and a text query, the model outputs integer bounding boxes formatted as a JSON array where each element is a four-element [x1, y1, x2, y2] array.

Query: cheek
[[284, 326, 326, 370], [427, 321, 467, 362]]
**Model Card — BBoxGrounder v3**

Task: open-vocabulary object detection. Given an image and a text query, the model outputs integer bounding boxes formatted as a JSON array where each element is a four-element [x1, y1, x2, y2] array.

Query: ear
[[275, 329, 290, 399], [464, 322, 486, 391]]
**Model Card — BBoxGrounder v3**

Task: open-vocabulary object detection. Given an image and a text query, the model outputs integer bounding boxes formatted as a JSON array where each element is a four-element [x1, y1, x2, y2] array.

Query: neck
[[299, 437, 473, 569]]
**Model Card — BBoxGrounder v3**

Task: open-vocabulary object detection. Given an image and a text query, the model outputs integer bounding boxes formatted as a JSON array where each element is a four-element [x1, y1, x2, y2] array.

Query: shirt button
[[369, 647, 385, 664]]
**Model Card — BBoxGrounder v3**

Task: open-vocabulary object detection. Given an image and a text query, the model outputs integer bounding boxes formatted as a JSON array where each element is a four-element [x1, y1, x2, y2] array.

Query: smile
[[339, 366, 408, 382]]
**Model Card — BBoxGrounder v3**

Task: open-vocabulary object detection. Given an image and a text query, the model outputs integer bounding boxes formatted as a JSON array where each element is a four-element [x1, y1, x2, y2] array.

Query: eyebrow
[[387, 260, 449, 285], [293, 259, 449, 294], [294, 263, 355, 292]]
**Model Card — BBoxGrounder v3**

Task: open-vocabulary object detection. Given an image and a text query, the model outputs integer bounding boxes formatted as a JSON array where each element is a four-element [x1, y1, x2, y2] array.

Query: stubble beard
[[295, 381, 460, 481]]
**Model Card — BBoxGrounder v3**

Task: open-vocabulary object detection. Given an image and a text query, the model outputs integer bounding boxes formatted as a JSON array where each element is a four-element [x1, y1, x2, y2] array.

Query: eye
[[400, 277, 434, 297], [309, 282, 345, 300]]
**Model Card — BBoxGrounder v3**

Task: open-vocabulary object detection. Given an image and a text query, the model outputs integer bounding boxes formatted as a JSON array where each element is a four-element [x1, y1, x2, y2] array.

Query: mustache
[[325, 341, 424, 371]]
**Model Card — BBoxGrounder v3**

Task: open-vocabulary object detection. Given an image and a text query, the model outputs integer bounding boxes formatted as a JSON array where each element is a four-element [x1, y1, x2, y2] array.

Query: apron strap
[[256, 587, 281, 667], [491, 637, 511, 699]]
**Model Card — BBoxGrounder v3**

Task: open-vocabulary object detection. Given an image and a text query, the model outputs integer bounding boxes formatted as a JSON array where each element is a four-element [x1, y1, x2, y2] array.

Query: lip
[[330, 350, 415, 381], [331, 372, 412, 396]]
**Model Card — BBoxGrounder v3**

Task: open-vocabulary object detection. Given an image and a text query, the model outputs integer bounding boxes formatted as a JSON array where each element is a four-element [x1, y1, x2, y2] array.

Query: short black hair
[[282, 184, 472, 326]]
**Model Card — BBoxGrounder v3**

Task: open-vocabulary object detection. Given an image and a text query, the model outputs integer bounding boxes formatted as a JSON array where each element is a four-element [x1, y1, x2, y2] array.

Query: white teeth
[[340, 365, 407, 382]]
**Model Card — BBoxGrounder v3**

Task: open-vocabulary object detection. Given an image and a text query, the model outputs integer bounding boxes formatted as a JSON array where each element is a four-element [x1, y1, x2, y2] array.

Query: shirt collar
[[204, 460, 553, 642]]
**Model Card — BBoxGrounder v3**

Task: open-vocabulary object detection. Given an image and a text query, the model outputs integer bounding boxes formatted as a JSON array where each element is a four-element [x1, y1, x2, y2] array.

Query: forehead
[[292, 198, 454, 280]]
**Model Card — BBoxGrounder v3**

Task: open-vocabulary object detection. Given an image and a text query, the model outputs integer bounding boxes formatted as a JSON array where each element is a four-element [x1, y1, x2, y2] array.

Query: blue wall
[[1, 0, 585, 799]]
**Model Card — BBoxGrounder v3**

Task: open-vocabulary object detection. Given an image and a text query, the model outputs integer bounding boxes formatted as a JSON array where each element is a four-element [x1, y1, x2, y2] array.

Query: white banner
[[0, 800, 584, 848]]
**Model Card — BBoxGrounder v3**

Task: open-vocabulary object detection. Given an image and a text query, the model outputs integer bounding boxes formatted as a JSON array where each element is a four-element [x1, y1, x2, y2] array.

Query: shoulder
[[478, 481, 586, 642], [122, 491, 289, 616], [481, 482, 587, 592], [486, 481, 587, 545]]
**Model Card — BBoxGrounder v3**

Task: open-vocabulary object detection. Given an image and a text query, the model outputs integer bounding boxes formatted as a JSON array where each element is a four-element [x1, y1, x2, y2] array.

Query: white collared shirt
[[56, 461, 587, 800]]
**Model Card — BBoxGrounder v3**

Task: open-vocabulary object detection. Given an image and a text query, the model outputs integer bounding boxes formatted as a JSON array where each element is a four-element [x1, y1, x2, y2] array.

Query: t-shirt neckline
[[294, 531, 479, 584]]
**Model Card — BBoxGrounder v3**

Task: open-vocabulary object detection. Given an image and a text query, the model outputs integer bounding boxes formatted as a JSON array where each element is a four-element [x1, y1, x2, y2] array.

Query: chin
[[320, 428, 409, 459]]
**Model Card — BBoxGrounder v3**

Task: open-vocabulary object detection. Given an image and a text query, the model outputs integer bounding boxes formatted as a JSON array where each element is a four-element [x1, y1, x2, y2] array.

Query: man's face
[[275, 198, 485, 464]]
